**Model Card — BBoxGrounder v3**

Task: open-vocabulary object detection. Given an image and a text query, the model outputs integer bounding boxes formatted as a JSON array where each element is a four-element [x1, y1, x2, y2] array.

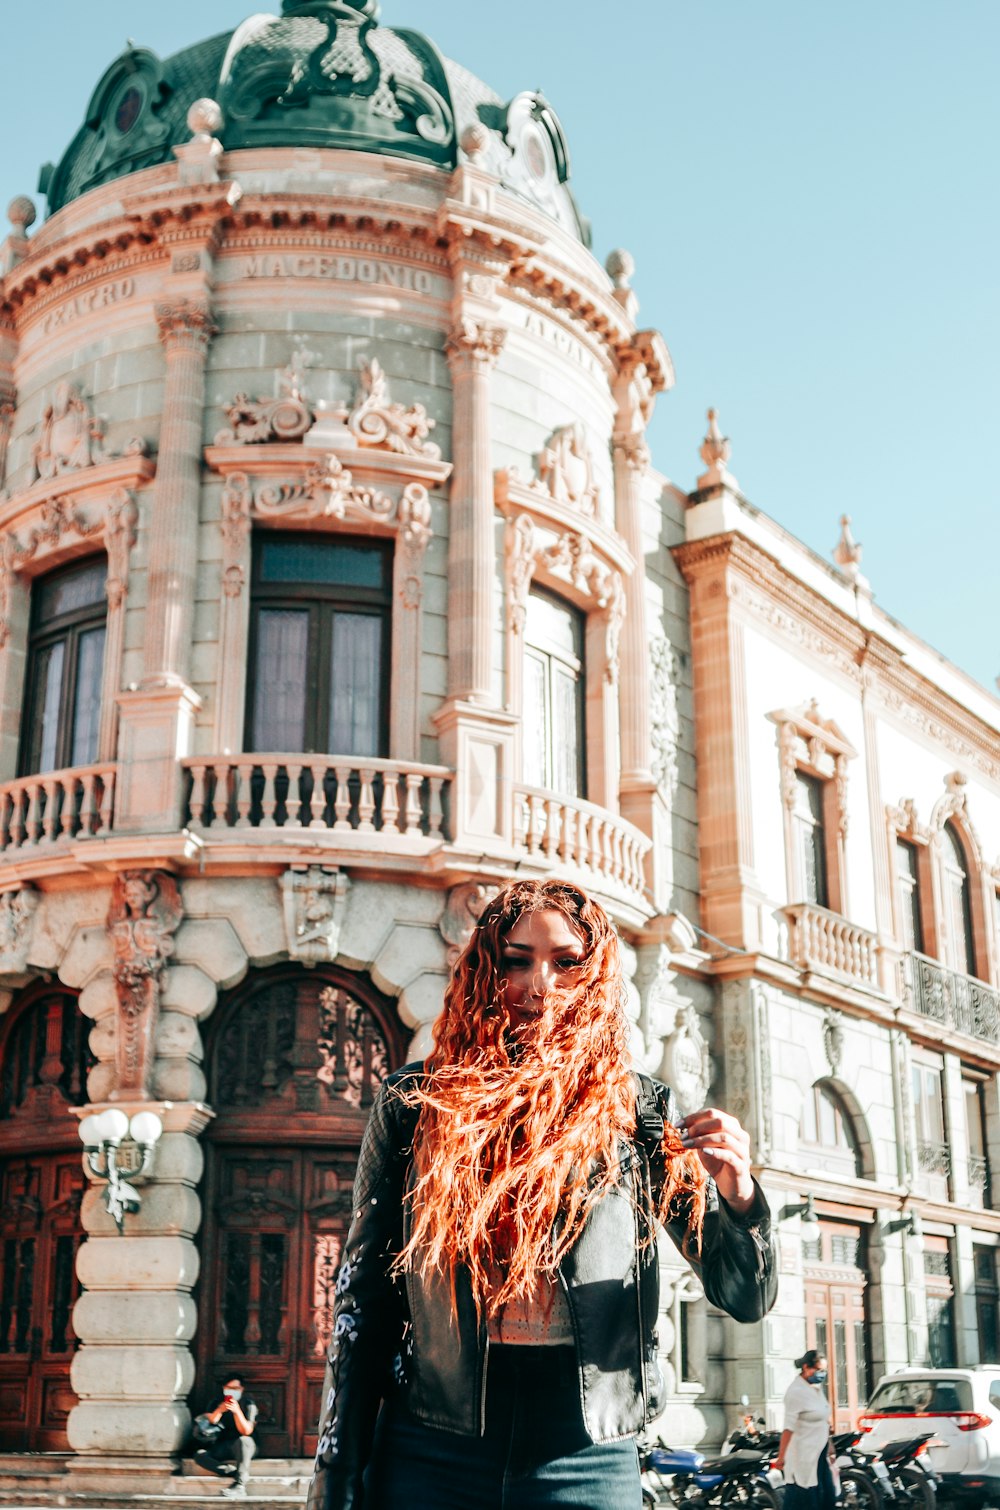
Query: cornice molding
[[675, 530, 1000, 786]]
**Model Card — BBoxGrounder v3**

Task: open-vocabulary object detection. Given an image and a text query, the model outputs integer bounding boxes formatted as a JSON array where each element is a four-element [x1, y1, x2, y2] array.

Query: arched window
[[19, 556, 107, 776], [799, 1083, 863, 1177], [522, 586, 585, 798], [942, 822, 976, 977]]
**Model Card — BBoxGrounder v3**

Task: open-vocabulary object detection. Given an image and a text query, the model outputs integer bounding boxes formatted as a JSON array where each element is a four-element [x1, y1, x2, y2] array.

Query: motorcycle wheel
[[718, 1479, 782, 1510], [839, 1467, 887, 1510], [890, 1467, 936, 1510]]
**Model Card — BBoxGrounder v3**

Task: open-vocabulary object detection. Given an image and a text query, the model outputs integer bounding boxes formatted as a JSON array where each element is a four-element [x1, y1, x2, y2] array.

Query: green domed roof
[[40, 0, 589, 244]]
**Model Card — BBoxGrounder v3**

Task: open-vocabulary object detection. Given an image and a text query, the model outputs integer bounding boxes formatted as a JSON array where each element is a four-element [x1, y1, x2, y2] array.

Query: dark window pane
[[69, 626, 106, 766], [794, 772, 829, 907], [36, 559, 106, 622], [854, 1319, 868, 1402], [834, 1318, 848, 1409], [259, 538, 385, 589], [329, 613, 382, 756], [27, 641, 66, 774], [896, 839, 924, 953], [251, 610, 309, 750], [552, 665, 582, 798]]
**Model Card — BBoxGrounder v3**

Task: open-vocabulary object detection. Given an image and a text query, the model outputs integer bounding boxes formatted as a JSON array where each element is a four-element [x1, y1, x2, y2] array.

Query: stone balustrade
[[905, 951, 1000, 1046], [779, 903, 879, 988], [182, 755, 451, 841], [0, 764, 116, 851], [511, 784, 650, 905]]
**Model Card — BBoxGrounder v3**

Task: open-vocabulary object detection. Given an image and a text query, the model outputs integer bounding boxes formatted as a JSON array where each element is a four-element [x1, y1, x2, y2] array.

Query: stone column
[[444, 317, 505, 706], [143, 300, 216, 690], [611, 425, 653, 782], [115, 301, 214, 831]]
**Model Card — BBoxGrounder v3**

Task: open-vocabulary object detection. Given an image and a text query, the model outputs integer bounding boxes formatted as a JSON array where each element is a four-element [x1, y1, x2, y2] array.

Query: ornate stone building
[[0, 0, 718, 1474], [677, 426, 1000, 1433]]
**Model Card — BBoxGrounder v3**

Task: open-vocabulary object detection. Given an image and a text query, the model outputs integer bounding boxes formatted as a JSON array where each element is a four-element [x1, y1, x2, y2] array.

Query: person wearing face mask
[[193, 1376, 258, 1499], [774, 1351, 835, 1510]]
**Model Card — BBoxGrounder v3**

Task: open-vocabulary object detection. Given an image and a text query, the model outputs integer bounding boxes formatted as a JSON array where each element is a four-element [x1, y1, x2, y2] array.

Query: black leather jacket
[[307, 1063, 777, 1510]]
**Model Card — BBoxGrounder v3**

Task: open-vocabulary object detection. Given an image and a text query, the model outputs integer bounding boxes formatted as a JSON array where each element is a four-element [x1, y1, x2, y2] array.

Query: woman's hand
[[678, 1108, 756, 1214]]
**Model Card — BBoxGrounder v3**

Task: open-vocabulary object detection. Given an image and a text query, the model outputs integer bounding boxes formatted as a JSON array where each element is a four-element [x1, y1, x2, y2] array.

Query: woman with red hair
[[308, 879, 777, 1509]]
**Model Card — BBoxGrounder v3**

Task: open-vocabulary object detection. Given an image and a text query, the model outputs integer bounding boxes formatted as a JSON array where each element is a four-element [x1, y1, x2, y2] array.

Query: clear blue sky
[[2, 2, 997, 691]]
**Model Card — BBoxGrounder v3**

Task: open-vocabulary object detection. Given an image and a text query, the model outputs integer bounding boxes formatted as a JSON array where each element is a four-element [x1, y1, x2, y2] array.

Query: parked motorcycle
[[832, 1428, 893, 1510], [878, 1433, 939, 1510], [640, 1437, 782, 1510]]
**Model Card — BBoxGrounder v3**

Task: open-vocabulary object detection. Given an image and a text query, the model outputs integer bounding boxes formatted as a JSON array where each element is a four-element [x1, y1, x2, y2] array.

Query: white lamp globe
[[129, 1111, 163, 1146], [95, 1107, 130, 1145], [78, 1114, 104, 1147]]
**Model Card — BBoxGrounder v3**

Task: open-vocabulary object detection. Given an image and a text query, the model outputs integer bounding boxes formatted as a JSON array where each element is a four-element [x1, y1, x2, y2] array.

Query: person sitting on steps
[[194, 1376, 258, 1500]]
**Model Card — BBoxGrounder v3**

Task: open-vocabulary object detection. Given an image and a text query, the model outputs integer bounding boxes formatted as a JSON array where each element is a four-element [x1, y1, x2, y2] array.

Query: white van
[[860, 1368, 1000, 1505]]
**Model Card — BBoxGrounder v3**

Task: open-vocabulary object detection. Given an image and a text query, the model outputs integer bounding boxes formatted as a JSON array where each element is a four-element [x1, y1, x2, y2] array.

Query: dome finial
[[696, 407, 739, 491], [7, 196, 36, 235]]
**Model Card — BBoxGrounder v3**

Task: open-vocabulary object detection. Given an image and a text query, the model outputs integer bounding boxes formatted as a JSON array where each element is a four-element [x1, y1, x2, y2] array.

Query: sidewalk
[[0, 1456, 309, 1508]]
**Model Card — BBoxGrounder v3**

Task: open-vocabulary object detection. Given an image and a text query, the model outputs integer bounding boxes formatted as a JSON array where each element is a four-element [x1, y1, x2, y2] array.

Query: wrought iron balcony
[[778, 903, 879, 988], [905, 952, 1000, 1046], [0, 764, 116, 853]]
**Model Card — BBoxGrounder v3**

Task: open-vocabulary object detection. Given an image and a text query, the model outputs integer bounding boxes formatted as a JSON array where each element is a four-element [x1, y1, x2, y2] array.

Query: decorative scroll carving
[[887, 797, 930, 843], [328, 357, 440, 458], [438, 880, 499, 967], [613, 429, 651, 475], [534, 423, 599, 515], [649, 635, 680, 797], [214, 336, 318, 444], [108, 871, 183, 1097], [396, 484, 433, 608], [772, 698, 855, 836], [104, 490, 139, 608], [281, 867, 349, 966], [505, 514, 535, 634], [0, 885, 39, 976], [219, 471, 253, 599]]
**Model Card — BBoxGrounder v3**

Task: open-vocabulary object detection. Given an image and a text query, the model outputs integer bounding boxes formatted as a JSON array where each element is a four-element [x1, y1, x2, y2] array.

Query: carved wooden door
[[804, 1221, 869, 1431], [197, 969, 402, 1457], [0, 990, 90, 1450]]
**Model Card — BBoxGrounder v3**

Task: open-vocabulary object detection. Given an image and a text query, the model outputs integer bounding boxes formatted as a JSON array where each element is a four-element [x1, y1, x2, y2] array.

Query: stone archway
[[192, 962, 406, 1458]]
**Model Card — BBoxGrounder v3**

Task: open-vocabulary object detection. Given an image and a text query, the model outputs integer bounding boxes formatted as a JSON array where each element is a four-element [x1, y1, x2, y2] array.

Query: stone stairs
[[0, 1457, 310, 1508]]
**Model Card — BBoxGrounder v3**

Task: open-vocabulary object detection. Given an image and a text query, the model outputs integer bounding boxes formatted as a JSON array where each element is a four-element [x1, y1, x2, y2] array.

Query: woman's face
[[804, 1356, 828, 1383], [498, 909, 586, 1033]]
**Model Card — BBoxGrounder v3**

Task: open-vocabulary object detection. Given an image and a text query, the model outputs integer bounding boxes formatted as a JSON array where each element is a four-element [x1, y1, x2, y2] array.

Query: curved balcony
[[779, 903, 879, 989], [0, 764, 116, 853], [904, 951, 1000, 1046], [181, 754, 451, 854], [511, 784, 651, 908]]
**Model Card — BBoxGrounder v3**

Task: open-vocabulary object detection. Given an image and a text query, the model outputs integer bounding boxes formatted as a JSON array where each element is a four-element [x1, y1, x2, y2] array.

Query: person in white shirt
[[774, 1351, 835, 1510]]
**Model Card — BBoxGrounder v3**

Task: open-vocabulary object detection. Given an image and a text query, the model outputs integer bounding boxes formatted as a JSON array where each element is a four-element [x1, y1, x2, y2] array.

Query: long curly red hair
[[393, 878, 707, 1315]]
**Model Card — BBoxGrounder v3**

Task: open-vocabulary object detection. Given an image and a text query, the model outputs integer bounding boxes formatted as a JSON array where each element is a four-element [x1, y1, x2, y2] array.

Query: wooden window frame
[[927, 775, 992, 985], [18, 555, 108, 777], [522, 584, 587, 799], [886, 800, 939, 960], [244, 532, 392, 758]]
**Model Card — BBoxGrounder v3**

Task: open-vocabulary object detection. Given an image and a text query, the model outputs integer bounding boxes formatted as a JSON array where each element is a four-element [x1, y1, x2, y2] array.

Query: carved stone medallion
[[282, 867, 349, 965]]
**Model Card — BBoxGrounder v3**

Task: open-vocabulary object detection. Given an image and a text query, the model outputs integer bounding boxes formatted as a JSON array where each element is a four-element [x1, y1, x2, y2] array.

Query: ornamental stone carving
[[282, 867, 350, 966], [696, 407, 739, 491], [31, 381, 106, 480], [154, 298, 218, 349], [323, 356, 440, 458], [108, 871, 183, 1097], [0, 885, 39, 977], [438, 880, 498, 967], [534, 423, 599, 515], [662, 1003, 712, 1116], [505, 513, 625, 682], [445, 319, 506, 371], [215, 337, 318, 443], [505, 514, 535, 634], [104, 490, 139, 609], [822, 1007, 845, 1073], [649, 635, 680, 797], [396, 485, 433, 608]]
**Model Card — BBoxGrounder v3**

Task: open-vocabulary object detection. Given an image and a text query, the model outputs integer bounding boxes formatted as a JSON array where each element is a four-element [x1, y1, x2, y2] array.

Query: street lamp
[[77, 1108, 163, 1233], [781, 1193, 820, 1238]]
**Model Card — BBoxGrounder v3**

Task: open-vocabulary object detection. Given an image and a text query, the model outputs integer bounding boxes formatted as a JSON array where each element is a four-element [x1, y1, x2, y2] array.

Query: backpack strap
[[633, 1070, 664, 1153]]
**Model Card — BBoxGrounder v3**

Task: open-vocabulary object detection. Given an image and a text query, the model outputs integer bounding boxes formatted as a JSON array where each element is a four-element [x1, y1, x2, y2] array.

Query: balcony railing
[[182, 756, 451, 841], [779, 903, 879, 988], [0, 764, 116, 852], [511, 785, 650, 902], [905, 952, 1000, 1045]]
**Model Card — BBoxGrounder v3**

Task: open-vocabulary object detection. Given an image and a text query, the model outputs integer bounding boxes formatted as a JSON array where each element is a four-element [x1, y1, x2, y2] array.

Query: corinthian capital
[[445, 318, 506, 373], [155, 298, 218, 350], [613, 430, 651, 474]]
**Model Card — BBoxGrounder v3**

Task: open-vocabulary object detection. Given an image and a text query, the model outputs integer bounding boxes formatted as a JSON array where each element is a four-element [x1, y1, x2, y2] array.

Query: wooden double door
[[194, 966, 404, 1457], [804, 1221, 870, 1430], [0, 989, 90, 1449]]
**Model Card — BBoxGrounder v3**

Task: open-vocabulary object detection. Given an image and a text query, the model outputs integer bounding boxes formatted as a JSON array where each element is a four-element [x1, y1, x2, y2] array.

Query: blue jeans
[[364, 1344, 642, 1509]]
